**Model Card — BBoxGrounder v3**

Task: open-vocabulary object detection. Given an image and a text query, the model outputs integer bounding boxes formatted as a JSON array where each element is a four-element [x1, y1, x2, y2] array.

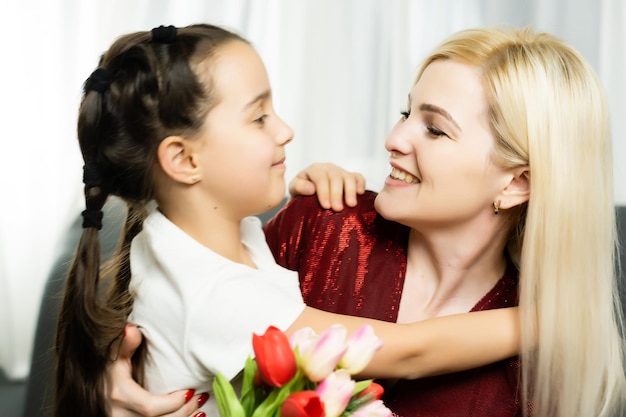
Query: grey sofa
[[2, 201, 626, 417]]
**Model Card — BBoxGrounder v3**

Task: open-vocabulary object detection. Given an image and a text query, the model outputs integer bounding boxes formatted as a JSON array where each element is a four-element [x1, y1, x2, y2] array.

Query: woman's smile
[[389, 166, 420, 184]]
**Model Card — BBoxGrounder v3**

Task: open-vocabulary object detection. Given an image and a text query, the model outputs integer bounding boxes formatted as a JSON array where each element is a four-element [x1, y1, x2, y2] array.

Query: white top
[[129, 209, 306, 416]]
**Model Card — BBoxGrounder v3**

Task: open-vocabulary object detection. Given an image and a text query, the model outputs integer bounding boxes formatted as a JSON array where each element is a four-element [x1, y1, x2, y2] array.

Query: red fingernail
[[184, 389, 195, 403], [197, 392, 210, 407], [192, 412, 206, 417]]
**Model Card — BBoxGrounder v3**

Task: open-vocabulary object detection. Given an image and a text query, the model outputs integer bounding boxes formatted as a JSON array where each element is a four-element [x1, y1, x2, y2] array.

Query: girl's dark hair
[[54, 24, 246, 417]]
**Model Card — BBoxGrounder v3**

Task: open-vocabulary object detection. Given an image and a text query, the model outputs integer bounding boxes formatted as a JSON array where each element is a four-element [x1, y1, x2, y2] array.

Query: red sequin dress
[[264, 191, 521, 417]]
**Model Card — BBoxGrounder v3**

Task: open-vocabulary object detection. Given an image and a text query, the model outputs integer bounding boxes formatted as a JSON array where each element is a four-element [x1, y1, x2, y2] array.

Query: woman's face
[[375, 59, 510, 229], [193, 41, 294, 218]]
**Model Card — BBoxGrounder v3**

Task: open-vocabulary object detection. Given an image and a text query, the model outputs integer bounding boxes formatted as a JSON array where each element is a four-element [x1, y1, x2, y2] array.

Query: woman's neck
[[397, 218, 510, 323]]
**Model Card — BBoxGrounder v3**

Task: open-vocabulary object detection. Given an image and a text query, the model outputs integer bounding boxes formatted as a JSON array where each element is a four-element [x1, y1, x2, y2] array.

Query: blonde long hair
[[416, 27, 626, 417]]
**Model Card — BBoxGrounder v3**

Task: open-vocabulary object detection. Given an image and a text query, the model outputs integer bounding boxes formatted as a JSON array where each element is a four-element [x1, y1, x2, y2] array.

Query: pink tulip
[[315, 370, 355, 417], [338, 325, 383, 374], [281, 391, 325, 417], [289, 326, 318, 353], [350, 399, 393, 417], [299, 324, 348, 382], [252, 326, 297, 387]]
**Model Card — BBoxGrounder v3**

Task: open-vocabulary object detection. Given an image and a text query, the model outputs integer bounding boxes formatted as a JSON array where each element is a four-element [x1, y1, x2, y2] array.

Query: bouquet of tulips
[[213, 324, 393, 417]]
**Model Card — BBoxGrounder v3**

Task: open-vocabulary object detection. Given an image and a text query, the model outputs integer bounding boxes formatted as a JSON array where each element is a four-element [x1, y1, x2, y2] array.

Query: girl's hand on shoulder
[[107, 324, 207, 417], [288, 162, 366, 211]]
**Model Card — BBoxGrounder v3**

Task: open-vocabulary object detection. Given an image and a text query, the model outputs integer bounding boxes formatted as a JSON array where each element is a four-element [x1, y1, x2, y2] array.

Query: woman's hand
[[106, 324, 208, 417], [288, 162, 366, 211]]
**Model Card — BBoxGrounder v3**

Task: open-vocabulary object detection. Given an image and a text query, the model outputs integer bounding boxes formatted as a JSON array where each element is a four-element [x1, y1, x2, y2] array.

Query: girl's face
[[194, 41, 293, 218], [375, 59, 510, 229]]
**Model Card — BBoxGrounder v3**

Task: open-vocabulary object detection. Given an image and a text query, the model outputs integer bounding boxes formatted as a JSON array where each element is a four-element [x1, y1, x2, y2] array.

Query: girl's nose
[[275, 116, 294, 145]]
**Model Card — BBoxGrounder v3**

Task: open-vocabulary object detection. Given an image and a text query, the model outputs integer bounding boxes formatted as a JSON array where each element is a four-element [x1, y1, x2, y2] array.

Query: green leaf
[[251, 368, 307, 417], [250, 387, 281, 417], [353, 379, 373, 396], [213, 372, 246, 417], [240, 356, 260, 416]]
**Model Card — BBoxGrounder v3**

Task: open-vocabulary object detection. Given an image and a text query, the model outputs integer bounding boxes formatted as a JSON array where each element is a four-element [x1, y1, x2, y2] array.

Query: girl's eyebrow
[[243, 90, 271, 111]]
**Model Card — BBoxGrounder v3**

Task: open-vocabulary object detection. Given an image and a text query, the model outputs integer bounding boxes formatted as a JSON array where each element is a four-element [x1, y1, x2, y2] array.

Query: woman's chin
[[373, 189, 395, 218], [374, 188, 414, 223]]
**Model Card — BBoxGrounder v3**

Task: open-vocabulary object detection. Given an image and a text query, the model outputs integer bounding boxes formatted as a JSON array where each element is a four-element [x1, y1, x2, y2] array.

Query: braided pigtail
[[104, 202, 150, 384], [55, 71, 118, 417], [54, 24, 247, 416]]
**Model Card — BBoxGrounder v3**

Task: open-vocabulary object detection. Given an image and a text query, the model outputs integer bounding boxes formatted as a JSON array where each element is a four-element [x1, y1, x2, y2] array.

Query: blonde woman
[[278, 26, 626, 417]]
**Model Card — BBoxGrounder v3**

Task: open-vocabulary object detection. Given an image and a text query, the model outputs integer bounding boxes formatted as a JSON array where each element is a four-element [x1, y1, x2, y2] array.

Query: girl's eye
[[426, 126, 447, 138], [400, 110, 410, 120], [254, 115, 268, 126]]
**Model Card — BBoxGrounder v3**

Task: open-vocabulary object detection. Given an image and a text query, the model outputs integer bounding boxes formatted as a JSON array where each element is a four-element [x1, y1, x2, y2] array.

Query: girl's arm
[[291, 306, 520, 379], [105, 307, 519, 416]]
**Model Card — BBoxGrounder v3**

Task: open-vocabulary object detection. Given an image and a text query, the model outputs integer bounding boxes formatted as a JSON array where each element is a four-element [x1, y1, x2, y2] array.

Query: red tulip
[[357, 382, 385, 401], [281, 391, 325, 417], [252, 326, 297, 387]]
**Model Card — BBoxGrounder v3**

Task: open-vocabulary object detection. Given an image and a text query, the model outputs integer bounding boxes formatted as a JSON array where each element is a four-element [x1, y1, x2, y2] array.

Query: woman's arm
[[106, 325, 207, 417], [291, 306, 520, 379]]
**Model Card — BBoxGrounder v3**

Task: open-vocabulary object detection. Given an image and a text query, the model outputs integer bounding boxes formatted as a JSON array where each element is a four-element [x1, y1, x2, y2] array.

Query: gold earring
[[493, 200, 501, 215]]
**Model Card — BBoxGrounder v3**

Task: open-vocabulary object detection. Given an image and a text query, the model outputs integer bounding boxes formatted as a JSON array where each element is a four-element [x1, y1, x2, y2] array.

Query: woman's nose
[[384, 120, 413, 155]]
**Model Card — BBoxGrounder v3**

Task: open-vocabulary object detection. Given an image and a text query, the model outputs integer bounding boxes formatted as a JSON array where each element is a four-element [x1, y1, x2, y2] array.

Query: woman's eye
[[400, 111, 410, 120], [426, 126, 447, 137]]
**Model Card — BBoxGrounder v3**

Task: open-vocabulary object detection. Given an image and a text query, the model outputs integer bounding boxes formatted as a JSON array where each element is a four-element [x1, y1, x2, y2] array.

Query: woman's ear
[[157, 136, 201, 185], [498, 166, 530, 210]]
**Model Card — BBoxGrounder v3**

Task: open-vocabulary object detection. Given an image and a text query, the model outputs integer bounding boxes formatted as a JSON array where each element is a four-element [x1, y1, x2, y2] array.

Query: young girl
[[54, 24, 521, 417]]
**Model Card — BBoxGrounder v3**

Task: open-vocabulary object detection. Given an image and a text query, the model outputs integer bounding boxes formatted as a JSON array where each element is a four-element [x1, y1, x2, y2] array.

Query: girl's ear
[[157, 136, 201, 184], [498, 166, 530, 210]]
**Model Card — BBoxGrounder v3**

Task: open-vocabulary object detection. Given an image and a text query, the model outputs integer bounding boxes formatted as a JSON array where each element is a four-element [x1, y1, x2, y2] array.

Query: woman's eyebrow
[[420, 103, 462, 132]]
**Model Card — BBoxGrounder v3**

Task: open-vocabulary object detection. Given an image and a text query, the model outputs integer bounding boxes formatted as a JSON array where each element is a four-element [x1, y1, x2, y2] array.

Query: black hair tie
[[83, 164, 103, 188], [151, 25, 177, 43], [85, 68, 113, 94], [82, 209, 103, 230]]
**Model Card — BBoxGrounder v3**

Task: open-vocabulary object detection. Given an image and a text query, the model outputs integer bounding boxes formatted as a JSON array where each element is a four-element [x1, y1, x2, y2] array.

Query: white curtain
[[1, 0, 624, 380]]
